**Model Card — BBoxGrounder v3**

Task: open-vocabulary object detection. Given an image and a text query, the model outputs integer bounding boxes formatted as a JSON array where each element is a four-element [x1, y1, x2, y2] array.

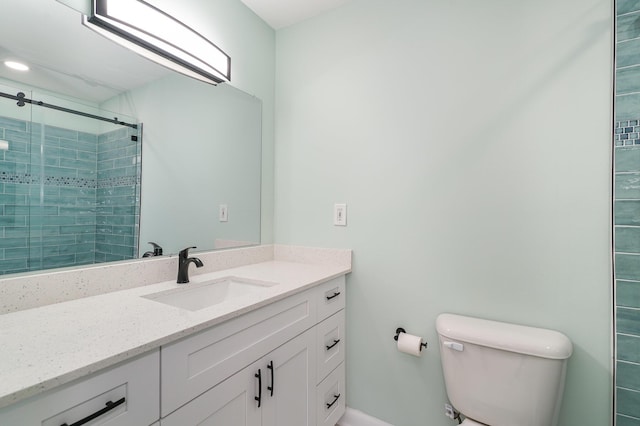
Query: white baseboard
[[337, 407, 394, 426]]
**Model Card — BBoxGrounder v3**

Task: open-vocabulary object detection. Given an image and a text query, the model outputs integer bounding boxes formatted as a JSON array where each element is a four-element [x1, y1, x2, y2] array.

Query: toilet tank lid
[[436, 313, 573, 360]]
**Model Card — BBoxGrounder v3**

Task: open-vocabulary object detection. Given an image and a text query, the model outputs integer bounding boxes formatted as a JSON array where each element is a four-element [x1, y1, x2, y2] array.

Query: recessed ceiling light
[[4, 61, 30, 71]]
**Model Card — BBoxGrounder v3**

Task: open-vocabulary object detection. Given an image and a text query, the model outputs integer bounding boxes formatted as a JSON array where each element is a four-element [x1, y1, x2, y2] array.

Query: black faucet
[[177, 246, 204, 284], [142, 242, 163, 257]]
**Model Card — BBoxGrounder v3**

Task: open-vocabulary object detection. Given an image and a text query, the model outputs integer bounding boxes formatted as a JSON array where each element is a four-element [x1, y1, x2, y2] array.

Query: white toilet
[[436, 313, 573, 426]]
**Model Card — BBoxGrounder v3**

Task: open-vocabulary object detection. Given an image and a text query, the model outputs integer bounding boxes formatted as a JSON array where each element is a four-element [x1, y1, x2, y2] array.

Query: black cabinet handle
[[255, 369, 262, 407], [326, 393, 341, 409], [60, 397, 125, 426], [326, 339, 341, 351], [267, 360, 274, 397], [326, 291, 341, 301]]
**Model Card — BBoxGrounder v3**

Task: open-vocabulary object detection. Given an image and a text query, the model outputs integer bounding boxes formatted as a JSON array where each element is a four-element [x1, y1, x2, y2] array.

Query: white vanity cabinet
[[0, 274, 347, 426], [160, 275, 346, 425], [161, 328, 316, 426], [0, 350, 160, 426]]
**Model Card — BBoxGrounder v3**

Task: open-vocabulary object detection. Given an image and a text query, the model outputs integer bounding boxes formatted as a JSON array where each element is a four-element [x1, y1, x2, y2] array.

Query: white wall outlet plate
[[334, 203, 347, 226], [219, 204, 228, 222]]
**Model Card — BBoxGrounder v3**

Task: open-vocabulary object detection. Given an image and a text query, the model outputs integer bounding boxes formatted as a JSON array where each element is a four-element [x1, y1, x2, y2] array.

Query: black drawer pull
[[326, 339, 341, 351], [326, 393, 341, 409], [326, 291, 341, 301], [267, 360, 274, 397], [60, 397, 125, 426], [255, 369, 262, 407]]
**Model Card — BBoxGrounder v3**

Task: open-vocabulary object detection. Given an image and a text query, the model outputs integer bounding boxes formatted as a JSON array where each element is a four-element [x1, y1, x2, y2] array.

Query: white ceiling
[[0, 0, 349, 105], [0, 0, 170, 103], [240, 0, 351, 29]]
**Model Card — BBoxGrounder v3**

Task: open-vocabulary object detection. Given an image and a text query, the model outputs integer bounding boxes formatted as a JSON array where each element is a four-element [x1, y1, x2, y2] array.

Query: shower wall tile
[[618, 13, 640, 42], [0, 258, 27, 275], [0, 117, 27, 132], [617, 94, 640, 121], [95, 127, 140, 262], [0, 238, 27, 251], [616, 200, 640, 225], [618, 387, 640, 419], [618, 361, 640, 391], [618, 307, 640, 336], [4, 248, 29, 259], [618, 0, 640, 15], [618, 66, 640, 95], [616, 228, 640, 253], [619, 281, 640, 308], [619, 334, 640, 364], [618, 40, 640, 68], [616, 254, 640, 280], [616, 414, 640, 426], [4, 227, 28, 237], [616, 173, 640, 198]]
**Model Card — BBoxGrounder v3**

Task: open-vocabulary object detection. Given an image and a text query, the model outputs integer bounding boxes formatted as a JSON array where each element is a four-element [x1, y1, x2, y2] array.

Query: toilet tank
[[436, 313, 572, 426]]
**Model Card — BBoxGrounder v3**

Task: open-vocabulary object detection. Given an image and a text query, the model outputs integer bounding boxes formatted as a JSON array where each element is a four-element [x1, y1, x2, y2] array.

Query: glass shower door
[[0, 82, 33, 275]]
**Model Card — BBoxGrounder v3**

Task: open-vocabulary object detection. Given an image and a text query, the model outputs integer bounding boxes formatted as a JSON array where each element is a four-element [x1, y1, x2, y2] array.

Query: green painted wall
[[274, 0, 613, 425]]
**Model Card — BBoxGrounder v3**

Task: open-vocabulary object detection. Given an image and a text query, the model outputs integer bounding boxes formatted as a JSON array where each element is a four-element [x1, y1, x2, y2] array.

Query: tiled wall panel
[[95, 127, 140, 262], [0, 115, 140, 275], [615, 2, 640, 423]]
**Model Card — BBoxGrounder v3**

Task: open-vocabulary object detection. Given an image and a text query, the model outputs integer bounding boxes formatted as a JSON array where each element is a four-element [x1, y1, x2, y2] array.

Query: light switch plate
[[334, 203, 347, 226], [219, 204, 228, 222]]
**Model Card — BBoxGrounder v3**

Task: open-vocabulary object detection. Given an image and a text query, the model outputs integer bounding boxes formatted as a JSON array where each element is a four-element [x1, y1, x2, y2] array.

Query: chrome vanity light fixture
[[82, 0, 231, 84]]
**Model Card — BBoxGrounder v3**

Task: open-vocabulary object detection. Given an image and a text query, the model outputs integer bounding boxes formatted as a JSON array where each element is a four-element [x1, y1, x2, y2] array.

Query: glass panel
[[0, 81, 141, 275], [0, 82, 32, 275]]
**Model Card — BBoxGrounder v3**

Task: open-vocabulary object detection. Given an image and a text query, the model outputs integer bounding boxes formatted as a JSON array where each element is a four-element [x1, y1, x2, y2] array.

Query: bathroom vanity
[[0, 245, 350, 426]]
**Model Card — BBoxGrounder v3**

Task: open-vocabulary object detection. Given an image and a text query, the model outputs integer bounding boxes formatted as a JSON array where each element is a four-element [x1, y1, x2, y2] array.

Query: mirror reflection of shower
[[0, 81, 141, 275]]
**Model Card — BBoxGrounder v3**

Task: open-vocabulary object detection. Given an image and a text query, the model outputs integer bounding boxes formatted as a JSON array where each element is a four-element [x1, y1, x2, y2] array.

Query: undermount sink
[[142, 276, 277, 311]]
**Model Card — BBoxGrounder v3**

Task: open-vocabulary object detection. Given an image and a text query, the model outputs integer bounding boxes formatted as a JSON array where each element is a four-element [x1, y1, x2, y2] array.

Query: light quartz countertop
[[0, 259, 350, 409]]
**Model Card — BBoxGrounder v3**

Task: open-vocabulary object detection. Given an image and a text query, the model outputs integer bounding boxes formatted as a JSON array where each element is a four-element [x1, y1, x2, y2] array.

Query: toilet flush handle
[[443, 341, 464, 351]]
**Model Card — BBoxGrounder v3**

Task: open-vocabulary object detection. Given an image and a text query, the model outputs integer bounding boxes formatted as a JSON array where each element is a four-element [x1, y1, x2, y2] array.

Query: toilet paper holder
[[394, 327, 428, 350]]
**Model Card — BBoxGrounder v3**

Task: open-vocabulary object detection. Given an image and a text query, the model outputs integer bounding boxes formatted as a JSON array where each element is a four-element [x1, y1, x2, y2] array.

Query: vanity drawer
[[316, 362, 346, 426], [161, 288, 317, 416], [316, 276, 346, 321], [0, 350, 159, 426], [317, 310, 345, 383]]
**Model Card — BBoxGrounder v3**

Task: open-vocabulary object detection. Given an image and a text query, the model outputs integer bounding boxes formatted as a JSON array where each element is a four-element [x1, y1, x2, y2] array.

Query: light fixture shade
[[83, 0, 230, 85]]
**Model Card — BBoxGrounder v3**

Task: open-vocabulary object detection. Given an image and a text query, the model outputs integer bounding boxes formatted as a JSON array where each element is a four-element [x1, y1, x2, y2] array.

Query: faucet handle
[[148, 242, 163, 256], [179, 246, 197, 258]]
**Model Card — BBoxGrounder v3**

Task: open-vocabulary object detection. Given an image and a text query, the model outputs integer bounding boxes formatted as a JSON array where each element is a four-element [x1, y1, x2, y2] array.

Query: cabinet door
[[261, 329, 317, 426], [161, 288, 316, 416], [161, 360, 261, 426]]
